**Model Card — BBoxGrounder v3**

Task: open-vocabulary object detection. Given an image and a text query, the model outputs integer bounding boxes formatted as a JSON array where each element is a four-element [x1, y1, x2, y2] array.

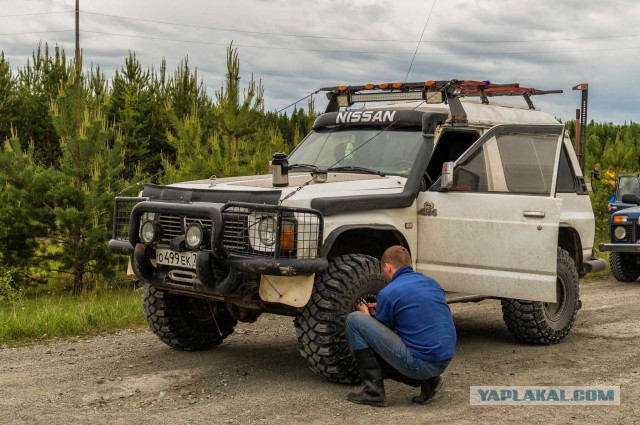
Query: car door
[[416, 124, 565, 303]]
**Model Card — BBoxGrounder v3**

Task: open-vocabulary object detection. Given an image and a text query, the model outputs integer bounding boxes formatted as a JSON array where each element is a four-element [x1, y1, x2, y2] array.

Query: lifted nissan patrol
[[109, 79, 605, 383]]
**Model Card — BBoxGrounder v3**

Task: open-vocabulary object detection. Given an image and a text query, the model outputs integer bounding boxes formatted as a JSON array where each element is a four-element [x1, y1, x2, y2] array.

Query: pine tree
[[48, 71, 134, 292], [215, 43, 264, 165]]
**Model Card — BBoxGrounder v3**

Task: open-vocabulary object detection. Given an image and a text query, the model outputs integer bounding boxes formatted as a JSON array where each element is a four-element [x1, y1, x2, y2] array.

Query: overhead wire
[[404, 0, 436, 82], [79, 29, 640, 56], [79, 10, 639, 45], [0, 10, 73, 18]]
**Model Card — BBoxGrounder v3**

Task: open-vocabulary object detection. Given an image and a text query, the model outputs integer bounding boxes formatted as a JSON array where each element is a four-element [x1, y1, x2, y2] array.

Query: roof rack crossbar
[[321, 79, 563, 122]]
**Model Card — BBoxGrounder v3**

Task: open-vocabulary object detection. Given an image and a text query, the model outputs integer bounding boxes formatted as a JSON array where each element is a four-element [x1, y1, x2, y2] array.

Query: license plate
[[156, 249, 197, 269]]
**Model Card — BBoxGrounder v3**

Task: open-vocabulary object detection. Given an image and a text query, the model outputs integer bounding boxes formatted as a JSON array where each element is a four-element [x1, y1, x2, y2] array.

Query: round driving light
[[614, 226, 627, 240], [140, 221, 156, 244], [185, 223, 204, 249], [258, 216, 277, 246]]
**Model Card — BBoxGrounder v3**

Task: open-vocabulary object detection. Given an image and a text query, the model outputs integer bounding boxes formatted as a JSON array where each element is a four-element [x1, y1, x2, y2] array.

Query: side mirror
[[440, 161, 454, 190], [621, 193, 640, 205]]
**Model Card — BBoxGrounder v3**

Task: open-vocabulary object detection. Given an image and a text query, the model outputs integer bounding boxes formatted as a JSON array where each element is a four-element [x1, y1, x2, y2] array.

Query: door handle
[[523, 211, 546, 218]]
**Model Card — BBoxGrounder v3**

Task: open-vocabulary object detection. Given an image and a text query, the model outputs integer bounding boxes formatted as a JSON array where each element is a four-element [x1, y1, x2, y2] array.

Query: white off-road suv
[[109, 80, 605, 383]]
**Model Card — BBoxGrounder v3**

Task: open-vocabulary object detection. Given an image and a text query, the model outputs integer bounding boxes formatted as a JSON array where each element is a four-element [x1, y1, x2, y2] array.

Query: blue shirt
[[375, 266, 456, 362]]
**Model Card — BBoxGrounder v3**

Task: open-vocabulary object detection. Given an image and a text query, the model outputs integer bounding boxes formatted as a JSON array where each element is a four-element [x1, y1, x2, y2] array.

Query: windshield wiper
[[326, 165, 385, 177], [288, 163, 324, 173]]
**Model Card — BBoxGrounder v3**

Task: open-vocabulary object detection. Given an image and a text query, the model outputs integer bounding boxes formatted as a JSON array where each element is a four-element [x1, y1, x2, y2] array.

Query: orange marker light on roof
[[392, 82, 403, 89], [338, 85, 348, 91], [378, 83, 389, 89], [425, 80, 436, 87], [365, 84, 374, 90]]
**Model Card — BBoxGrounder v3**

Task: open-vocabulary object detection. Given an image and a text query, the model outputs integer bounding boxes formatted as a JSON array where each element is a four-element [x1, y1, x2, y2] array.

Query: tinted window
[[556, 146, 577, 193], [496, 133, 558, 194]]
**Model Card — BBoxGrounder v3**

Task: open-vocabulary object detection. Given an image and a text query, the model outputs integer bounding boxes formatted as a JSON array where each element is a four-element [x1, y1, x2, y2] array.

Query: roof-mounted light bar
[[321, 79, 563, 124]]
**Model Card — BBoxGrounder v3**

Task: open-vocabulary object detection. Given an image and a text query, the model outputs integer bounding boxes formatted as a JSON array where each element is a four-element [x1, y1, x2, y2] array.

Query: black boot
[[412, 376, 443, 404], [347, 348, 387, 407]]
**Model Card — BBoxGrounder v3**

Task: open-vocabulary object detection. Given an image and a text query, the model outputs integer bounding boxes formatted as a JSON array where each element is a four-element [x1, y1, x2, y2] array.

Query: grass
[[0, 288, 146, 346]]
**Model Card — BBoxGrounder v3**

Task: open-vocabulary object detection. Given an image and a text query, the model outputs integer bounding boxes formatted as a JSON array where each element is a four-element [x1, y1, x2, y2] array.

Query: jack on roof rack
[[320, 79, 563, 124]]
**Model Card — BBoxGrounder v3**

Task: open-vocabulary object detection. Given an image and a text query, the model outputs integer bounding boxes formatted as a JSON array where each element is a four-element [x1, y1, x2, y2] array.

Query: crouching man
[[345, 246, 456, 407]]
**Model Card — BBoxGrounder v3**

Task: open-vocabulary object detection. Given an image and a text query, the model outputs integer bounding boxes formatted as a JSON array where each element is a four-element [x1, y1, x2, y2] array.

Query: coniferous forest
[[0, 43, 314, 293], [1, 42, 638, 294]]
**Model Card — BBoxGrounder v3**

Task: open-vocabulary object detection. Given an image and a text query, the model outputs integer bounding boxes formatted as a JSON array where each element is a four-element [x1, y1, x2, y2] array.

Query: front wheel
[[501, 247, 580, 344], [295, 254, 386, 384], [143, 284, 237, 350], [610, 252, 640, 282]]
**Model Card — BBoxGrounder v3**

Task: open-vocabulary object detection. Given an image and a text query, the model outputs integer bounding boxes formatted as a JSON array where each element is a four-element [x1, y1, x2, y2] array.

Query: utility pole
[[75, 0, 80, 74]]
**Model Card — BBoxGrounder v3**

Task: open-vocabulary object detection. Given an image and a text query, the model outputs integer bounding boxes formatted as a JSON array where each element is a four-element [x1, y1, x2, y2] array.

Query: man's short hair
[[381, 246, 412, 268]]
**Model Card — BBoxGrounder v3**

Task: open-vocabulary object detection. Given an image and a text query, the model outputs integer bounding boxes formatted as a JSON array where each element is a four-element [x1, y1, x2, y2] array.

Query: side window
[[496, 133, 558, 195], [556, 145, 577, 193], [450, 146, 489, 192], [440, 129, 562, 194]]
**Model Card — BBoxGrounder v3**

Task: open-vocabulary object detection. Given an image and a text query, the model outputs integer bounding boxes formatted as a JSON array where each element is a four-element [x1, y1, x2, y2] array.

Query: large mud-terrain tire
[[501, 248, 580, 344], [295, 254, 385, 384], [143, 284, 237, 350], [610, 252, 640, 282]]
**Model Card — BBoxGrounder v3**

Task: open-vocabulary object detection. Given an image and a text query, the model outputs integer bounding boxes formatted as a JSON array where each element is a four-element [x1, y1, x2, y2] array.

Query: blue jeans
[[345, 311, 450, 381]]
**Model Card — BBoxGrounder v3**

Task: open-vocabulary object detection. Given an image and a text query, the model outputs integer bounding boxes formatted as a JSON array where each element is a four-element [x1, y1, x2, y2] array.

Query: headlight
[[258, 216, 277, 246], [185, 223, 206, 250], [140, 221, 162, 244], [614, 226, 627, 240]]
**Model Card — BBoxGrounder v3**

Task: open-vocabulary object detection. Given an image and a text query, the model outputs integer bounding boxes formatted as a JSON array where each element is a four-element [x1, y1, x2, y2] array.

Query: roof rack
[[320, 79, 563, 124]]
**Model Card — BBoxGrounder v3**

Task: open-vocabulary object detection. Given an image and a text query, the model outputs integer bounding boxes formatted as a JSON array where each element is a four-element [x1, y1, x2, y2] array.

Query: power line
[[404, 0, 436, 82], [80, 29, 640, 56], [81, 10, 409, 43], [0, 29, 73, 36], [0, 10, 73, 18], [80, 10, 640, 45]]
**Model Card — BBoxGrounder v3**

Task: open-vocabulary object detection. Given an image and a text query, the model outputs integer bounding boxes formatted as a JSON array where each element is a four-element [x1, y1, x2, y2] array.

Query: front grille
[[156, 214, 213, 243], [221, 204, 322, 259], [113, 197, 147, 240], [222, 212, 250, 253]]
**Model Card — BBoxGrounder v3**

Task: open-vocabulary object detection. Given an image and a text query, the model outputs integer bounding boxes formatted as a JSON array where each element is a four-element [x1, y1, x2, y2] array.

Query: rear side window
[[556, 146, 577, 193], [496, 133, 558, 194]]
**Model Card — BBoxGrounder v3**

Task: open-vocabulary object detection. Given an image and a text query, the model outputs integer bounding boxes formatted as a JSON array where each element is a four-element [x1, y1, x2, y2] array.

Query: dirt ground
[[1, 276, 639, 425]]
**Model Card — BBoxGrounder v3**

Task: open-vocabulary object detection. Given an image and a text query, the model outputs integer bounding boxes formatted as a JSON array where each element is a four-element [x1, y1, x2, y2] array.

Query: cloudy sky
[[1, 0, 639, 123]]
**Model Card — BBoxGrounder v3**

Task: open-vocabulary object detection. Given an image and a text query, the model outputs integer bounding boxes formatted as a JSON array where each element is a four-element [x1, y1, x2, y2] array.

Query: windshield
[[616, 176, 640, 201], [287, 128, 424, 177]]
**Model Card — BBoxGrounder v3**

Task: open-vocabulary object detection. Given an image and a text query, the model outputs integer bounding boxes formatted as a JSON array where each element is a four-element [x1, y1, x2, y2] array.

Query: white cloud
[[1, 0, 639, 123]]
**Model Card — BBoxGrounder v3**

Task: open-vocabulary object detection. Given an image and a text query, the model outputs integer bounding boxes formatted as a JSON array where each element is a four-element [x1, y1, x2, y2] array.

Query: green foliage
[[160, 108, 223, 183], [48, 72, 139, 292], [215, 43, 265, 165], [0, 268, 22, 305], [0, 42, 312, 296], [10, 43, 69, 166], [0, 288, 145, 344]]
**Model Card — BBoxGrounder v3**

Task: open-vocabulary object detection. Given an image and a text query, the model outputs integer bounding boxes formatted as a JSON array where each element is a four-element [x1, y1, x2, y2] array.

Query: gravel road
[[1, 276, 639, 424]]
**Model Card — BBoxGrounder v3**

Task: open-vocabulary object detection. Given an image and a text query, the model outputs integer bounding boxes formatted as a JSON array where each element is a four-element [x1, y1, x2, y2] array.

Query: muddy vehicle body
[[109, 80, 605, 383]]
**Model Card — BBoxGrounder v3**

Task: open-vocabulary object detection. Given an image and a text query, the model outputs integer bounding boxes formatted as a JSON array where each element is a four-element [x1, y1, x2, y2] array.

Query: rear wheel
[[501, 247, 580, 344], [143, 284, 237, 350], [295, 254, 385, 384], [610, 252, 640, 282]]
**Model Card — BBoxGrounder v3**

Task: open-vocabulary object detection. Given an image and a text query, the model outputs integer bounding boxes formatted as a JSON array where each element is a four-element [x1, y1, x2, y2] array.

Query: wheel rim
[[351, 291, 378, 312], [544, 276, 567, 321]]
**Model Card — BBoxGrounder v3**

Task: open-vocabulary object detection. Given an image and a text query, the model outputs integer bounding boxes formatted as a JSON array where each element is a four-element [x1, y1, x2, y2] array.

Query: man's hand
[[356, 300, 377, 316]]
